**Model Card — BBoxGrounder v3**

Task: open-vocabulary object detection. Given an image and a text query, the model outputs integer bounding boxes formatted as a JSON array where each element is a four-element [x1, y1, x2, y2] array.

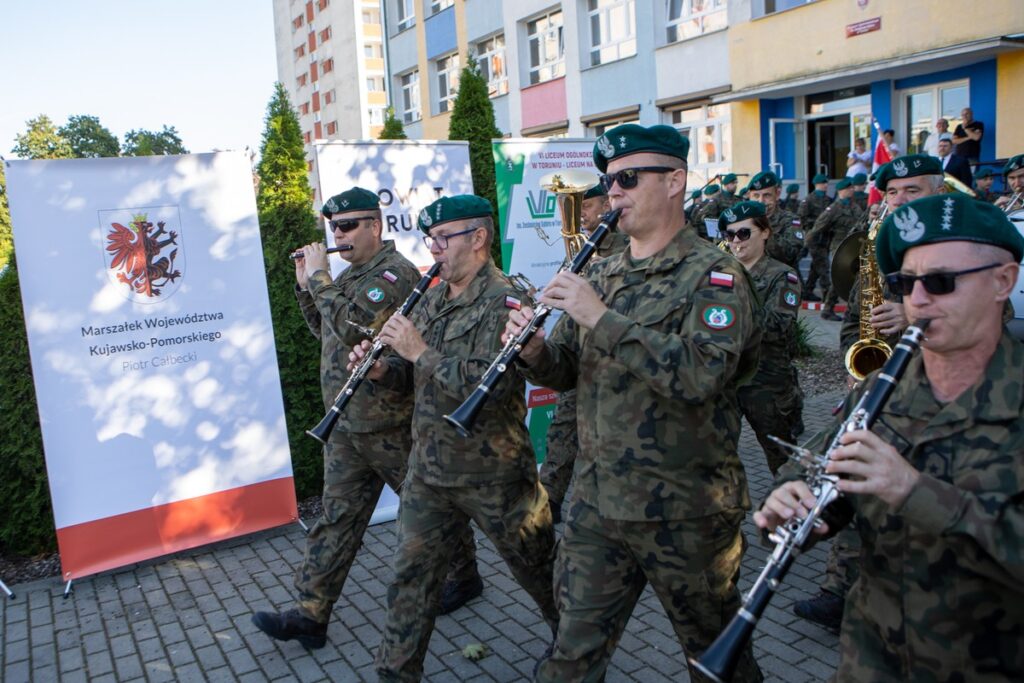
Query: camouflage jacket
[[798, 191, 832, 244], [596, 229, 629, 259], [781, 195, 800, 213], [376, 261, 535, 487], [745, 255, 800, 385], [810, 331, 1024, 681], [694, 191, 741, 227], [521, 227, 761, 521], [296, 240, 420, 432], [806, 198, 865, 253], [765, 207, 804, 269], [852, 190, 869, 211]]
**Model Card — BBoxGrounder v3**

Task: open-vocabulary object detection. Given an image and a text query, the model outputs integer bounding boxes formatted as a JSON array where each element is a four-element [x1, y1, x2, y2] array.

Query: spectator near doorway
[[846, 137, 871, 177], [952, 107, 984, 164], [922, 118, 949, 157], [936, 133, 973, 188]]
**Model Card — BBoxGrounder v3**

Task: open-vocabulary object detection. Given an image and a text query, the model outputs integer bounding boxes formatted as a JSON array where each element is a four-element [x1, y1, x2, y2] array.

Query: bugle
[[690, 319, 930, 683], [443, 208, 622, 437], [306, 262, 442, 444], [290, 244, 354, 260]]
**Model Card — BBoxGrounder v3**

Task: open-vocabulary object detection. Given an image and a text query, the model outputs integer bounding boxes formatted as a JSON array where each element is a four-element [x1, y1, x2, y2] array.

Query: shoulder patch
[[709, 271, 734, 288], [786, 271, 800, 284], [366, 287, 385, 303], [505, 295, 521, 310], [381, 270, 398, 283], [782, 289, 799, 308], [702, 305, 736, 330], [791, 219, 801, 226]]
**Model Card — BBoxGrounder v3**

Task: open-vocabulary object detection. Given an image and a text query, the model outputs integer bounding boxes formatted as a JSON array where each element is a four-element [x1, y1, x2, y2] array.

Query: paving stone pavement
[[1, 388, 846, 682]]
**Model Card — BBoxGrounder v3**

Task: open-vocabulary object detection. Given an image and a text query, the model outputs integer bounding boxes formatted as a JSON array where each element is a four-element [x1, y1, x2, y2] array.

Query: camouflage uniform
[[852, 190, 869, 211], [373, 261, 557, 682], [293, 241, 477, 624], [807, 331, 1024, 681], [765, 206, 804, 272], [694, 190, 741, 231], [523, 228, 764, 683], [782, 194, 801, 213], [799, 191, 833, 296], [540, 231, 631, 513], [737, 255, 802, 475], [806, 199, 866, 313]]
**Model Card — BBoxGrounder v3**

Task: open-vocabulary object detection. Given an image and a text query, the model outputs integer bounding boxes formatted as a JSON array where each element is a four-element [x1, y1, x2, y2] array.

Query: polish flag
[[869, 119, 893, 205]]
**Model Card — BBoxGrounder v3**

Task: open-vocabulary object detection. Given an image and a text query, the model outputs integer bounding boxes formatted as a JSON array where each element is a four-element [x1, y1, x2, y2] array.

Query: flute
[[289, 245, 354, 260]]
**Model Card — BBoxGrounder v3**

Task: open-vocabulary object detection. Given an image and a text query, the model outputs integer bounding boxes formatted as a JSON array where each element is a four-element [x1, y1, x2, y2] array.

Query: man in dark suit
[[935, 133, 973, 188]]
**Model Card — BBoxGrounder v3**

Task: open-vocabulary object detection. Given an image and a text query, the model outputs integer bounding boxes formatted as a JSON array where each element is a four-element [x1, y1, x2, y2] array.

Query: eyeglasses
[[885, 262, 1003, 296], [599, 166, 676, 191], [422, 226, 479, 250], [329, 217, 373, 232], [724, 227, 754, 242]]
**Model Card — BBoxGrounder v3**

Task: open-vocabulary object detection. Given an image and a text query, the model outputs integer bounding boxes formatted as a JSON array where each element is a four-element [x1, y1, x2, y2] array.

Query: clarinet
[[690, 319, 931, 683], [443, 208, 621, 437], [306, 262, 442, 444]]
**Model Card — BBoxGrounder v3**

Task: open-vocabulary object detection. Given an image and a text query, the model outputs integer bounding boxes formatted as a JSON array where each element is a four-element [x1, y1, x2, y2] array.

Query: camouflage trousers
[[295, 426, 477, 624], [821, 525, 861, 598], [539, 389, 580, 508], [376, 473, 558, 682], [806, 244, 831, 297], [738, 381, 803, 475], [535, 500, 763, 683]]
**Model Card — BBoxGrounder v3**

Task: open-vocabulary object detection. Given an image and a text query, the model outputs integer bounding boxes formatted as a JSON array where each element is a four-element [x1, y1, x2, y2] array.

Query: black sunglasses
[[724, 227, 754, 242], [599, 166, 676, 191], [329, 216, 373, 232], [885, 262, 1003, 296]]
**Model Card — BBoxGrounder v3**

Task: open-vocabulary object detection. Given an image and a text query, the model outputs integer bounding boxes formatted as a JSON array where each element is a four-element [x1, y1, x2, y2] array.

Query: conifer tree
[[448, 59, 503, 265], [256, 83, 324, 499], [379, 106, 408, 140]]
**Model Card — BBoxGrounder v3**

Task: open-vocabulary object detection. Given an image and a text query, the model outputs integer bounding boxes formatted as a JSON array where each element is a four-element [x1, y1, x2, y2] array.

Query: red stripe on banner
[[528, 388, 559, 408], [56, 477, 297, 580]]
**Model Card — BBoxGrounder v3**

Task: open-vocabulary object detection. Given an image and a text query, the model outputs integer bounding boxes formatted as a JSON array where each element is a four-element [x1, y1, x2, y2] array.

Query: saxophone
[[844, 203, 892, 381]]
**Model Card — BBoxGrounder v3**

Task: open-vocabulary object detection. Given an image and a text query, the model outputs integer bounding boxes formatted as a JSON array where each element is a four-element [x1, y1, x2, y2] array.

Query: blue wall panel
[[758, 97, 797, 180], [425, 7, 457, 60]]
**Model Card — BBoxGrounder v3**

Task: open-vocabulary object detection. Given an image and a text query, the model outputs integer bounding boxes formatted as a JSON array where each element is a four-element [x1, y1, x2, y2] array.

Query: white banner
[[312, 140, 474, 522], [6, 152, 296, 578]]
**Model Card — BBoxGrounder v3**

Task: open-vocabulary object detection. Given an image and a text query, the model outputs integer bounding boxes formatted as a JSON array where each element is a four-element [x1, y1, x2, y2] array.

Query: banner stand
[[0, 578, 13, 600]]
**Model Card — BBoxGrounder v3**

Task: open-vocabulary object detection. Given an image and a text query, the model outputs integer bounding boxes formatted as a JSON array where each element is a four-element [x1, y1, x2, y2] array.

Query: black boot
[[549, 498, 563, 525], [439, 575, 484, 615], [821, 309, 843, 322], [252, 608, 328, 649], [793, 591, 844, 630]]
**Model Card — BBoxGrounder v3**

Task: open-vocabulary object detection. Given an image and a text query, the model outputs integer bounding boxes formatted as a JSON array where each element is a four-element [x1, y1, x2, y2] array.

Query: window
[[300, 102, 310, 115], [436, 52, 461, 113], [319, 27, 332, 44], [668, 103, 730, 182], [753, 0, 817, 18], [477, 35, 508, 97], [900, 81, 969, 155], [364, 43, 383, 58], [400, 70, 421, 123], [396, 0, 415, 30], [363, 9, 380, 23], [527, 10, 565, 85], [588, 0, 636, 66], [368, 106, 386, 126], [303, 131, 312, 144], [293, 14, 304, 30], [322, 58, 334, 73], [296, 73, 308, 88], [294, 44, 306, 60], [326, 121, 338, 135], [324, 89, 336, 104], [367, 76, 385, 92], [589, 116, 639, 137], [318, 0, 329, 9], [430, 0, 454, 15], [666, 0, 727, 43]]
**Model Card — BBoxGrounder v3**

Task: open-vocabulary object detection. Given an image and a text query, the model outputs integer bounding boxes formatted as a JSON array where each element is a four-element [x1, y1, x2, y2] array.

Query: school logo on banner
[[99, 206, 184, 303]]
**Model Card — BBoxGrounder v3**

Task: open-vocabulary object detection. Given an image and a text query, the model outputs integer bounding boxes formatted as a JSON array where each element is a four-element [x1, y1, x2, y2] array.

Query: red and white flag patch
[[381, 270, 398, 283], [786, 272, 800, 284], [505, 295, 522, 310], [709, 271, 734, 288]]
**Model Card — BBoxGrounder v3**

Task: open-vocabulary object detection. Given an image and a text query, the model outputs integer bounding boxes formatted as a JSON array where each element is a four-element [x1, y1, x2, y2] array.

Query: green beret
[[785, 183, 800, 194], [874, 154, 942, 191], [593, 123, 689, 173], [748, 171, 780, 191], [836, 178, 853, 191], [321, 187, 380, 217], [583, 184, 607, 201], [852, 173, 867, 185], [812, 173, 828, 185], [1003, 154, 1024, 178], [739, 187, 749, 197], [704, 184, 720, 196], [718, 200, 766, 231], [722, 173, 738, 185], [417, 194, 493, 233], [690, 189, 702, 200], [876, 193, 1024, 275], [974, 167, 994, 180]]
